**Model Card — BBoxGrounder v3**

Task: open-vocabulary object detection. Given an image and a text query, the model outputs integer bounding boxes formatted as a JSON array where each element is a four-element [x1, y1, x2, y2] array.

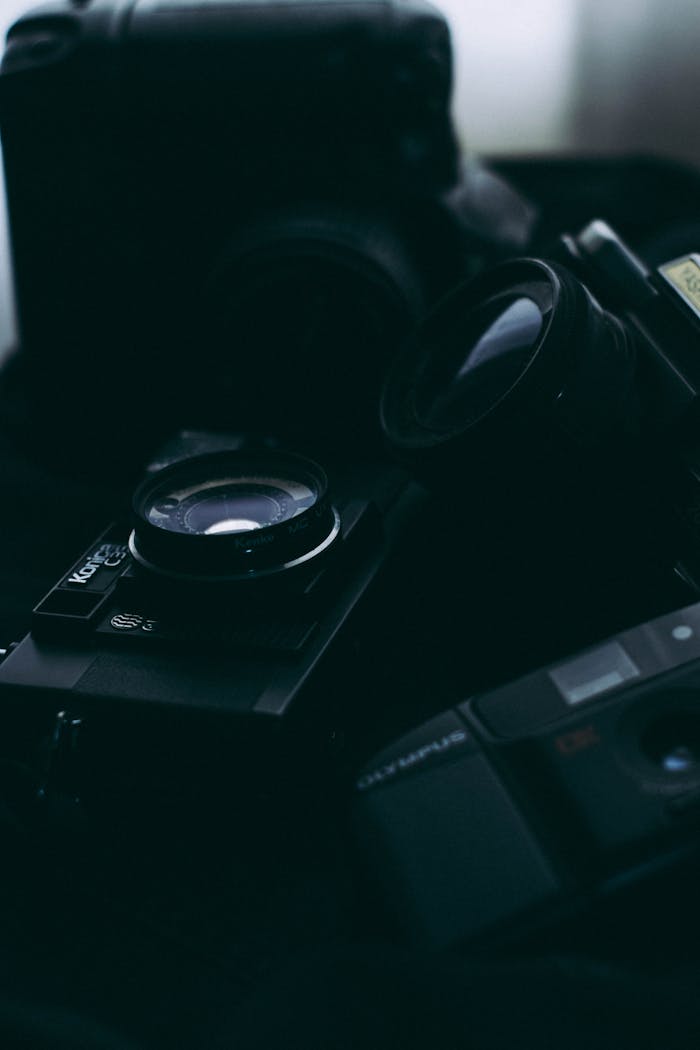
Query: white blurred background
[[0, 0, 699, 353], [438, 0, 700, 160]]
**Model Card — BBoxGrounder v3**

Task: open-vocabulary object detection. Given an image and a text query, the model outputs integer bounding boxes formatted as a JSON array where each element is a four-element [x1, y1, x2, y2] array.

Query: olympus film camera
[[357, 220, 700, 947], [0, 0, 533, 463]]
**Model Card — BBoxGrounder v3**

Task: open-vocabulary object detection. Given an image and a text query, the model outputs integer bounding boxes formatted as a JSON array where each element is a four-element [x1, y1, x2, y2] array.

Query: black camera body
[[0, 0, 533, 458], [0, 430, 425, 803]]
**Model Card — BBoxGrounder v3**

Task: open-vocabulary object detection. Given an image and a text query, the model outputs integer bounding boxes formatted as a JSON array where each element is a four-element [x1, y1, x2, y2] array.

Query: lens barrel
[[129, 449, 340, 582], [381, 258, 638, 476], [198, 207, 428, 445]]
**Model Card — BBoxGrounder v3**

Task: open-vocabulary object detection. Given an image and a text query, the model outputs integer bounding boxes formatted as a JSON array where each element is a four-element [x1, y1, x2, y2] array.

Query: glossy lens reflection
[[413, 296, 544, 430], [641, 711, 700, 775], [660, 746, 699, 775], [130, 448, 339, 582], [145, 474, 318, 537]]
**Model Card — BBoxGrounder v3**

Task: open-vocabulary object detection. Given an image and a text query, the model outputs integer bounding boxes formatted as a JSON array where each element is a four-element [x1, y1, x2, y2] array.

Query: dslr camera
[[0, 0, 532, 462], [357, 218, 700, 948]]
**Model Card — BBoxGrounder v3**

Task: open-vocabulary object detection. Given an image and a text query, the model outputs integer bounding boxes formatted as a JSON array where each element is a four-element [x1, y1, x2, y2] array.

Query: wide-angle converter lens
[[412, 295, 544, 431], [381, 258, 638, 465], [130, 449, 340, 582]]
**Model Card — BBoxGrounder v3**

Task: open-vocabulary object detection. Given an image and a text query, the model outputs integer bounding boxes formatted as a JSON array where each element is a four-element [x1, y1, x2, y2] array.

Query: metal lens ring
[[129, 449, 340, 582]]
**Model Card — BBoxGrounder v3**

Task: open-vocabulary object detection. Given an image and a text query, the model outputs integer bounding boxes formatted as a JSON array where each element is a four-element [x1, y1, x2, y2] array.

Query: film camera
[[0, 0, 532, 463], [356, 219, 700, 948], [0, 426, 430, 810]]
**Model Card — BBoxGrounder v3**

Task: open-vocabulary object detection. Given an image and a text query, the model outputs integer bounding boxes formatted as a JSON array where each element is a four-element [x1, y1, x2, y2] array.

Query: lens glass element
[[131, 449, 339, 582], [641, 710, 700, 776], [414, 296, 544, 431], [145, 473, 318, 537]]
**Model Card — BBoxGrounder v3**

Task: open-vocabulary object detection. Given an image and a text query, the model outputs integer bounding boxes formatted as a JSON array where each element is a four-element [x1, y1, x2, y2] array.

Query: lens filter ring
[[129, 449, 340, 582]]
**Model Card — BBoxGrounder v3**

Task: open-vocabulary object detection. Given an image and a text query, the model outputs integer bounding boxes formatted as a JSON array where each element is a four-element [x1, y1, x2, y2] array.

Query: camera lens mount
[[129, 449, 340, 582]]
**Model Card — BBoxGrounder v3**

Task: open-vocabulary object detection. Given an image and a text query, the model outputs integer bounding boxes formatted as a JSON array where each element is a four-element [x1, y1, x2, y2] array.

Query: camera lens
[[660, 747, 698, 775], [641, 711, 700, 776], [412, 295, 544, 431], [130, 450, 340, 582], [381, 258, 637, 464], [145, 477, 313, 537]]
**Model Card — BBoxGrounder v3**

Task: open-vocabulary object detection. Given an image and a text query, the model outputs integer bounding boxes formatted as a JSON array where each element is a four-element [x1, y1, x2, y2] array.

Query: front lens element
[[131, 450, 339, 581], [414, 295, 544, 430], [145, 474, 317, 537], [641, 711, 700, 776]]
